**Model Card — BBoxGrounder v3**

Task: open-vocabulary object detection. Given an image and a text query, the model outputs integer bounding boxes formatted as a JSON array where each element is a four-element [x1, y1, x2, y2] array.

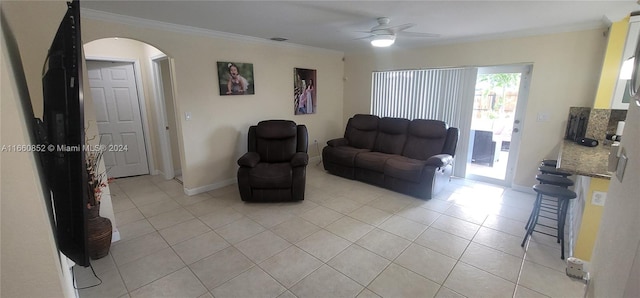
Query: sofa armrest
[[425, 154, 453, 167], [291, 152, 309, 167], [238, 152, 260, 167], [327, 138, 348, 147]]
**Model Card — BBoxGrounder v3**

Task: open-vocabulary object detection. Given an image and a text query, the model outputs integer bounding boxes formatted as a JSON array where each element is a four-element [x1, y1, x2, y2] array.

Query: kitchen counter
[[557, 140, 612, 179]]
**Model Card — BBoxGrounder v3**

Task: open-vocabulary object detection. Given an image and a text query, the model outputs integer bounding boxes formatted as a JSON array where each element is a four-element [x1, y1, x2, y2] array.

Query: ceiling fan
[[358, 17, 440, 47]]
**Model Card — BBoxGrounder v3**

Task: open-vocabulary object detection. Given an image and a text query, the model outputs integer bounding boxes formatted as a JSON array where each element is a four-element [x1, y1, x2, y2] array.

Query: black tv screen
[[39, 0, 90, 267]]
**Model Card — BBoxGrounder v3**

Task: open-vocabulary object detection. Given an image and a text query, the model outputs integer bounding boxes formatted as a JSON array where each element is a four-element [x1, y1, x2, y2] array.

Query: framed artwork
[[294, 68, 317, 115], [217, 61, 254, 95]]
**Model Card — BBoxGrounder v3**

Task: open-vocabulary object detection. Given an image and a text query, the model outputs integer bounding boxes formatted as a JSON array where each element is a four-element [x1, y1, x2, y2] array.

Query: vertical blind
[[371, 67, 476, 130]]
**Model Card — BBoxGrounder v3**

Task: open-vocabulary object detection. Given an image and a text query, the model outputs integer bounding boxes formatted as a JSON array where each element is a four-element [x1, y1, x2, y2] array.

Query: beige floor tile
[[110, 232, 169, 266], [270, 216, 320, 243], [431, 215, 481, 240], [443, 262, 515, 298], [492, 204, 532, 223], [84, 253, 117, 275], [444, 204, 489, 225], [214, 217, 265, 244], [129, 267, 207, 298], [348, 205, 392, 226], [460, 242, 523, 282], [472, 227, 526, 258], [137, 198, 181, 218], [296, 229, 351, 262], [290, 265, 363, 298], [435, 287, 466, 298], [259, 246, 323, 287], [300, 205, 344, 227], [147, 208, 195, 230], [235, 230, 291, 263], [369, 263, 440, 298], [189, 246, 255, 290], [412, 198, 454, 213], [277, 291, 298, 298], [118, 247, 185, 291], [115, 208, 145, 227], [356, 228, 412, 260], [276, 200, 319, 215], [524, 242, 566, 272], [395, 243, 457, 284], [112, 197, 137, 213], [246, 208, 295, 228], [172, 193, 214, 206], [367, 195, 413, 213], [116, 219, 155, 242], [328, 244, 391, 286], [396, 205, 441, 225], [415, 227, 470, 259], [172, 231, 230, 265], [159, 218, 211, 245], [519, 261, 585, 298], [513, 286, 549, 298], [129, 190, 172, 208], [357, 288, 382, 298], [206, 184, 239, 197], [483, 214, 528, 237], [211, 266, 286, 298], [186, 198, 237, 217], [320, 196, 363, 214], [378, 215, 427, 241], [77, 268, 128, 298], [197, 207, 244, 229], [325, 216, 375, 242]]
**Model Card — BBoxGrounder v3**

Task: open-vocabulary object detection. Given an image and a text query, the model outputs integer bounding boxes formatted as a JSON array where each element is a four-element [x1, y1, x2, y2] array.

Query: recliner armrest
[[291, 152, 309, 167], [238, 152, 260, 167], [425, 154, 453, 167], [327, 138, 348, 147]]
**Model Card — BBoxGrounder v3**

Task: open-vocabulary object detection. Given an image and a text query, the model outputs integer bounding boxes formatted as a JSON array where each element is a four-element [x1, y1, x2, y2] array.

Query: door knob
[[166, 126, 170, 130], [513, 128, 519, 133], [514, 120, 520, 124]]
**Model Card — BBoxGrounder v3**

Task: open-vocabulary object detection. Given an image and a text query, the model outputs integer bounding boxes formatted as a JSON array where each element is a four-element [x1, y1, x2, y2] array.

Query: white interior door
[[87, 60, 149, 178]]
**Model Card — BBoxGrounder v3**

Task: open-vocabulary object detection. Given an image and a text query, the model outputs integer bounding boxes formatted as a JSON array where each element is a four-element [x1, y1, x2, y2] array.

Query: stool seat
[[533, 184, 577, 199], [541, 159, 558, 167], [538, 165, 572, 177], [535, 174, 574, 187]]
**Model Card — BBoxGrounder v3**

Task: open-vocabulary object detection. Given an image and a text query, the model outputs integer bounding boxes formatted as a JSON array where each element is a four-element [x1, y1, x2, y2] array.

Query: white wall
[[589, 101, 640, 297], [343, 29, 607, 188], [81, 16, 346, 192]]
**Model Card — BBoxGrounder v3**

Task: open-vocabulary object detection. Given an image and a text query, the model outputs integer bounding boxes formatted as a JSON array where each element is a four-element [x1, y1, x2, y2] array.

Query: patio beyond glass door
[[465, 65, 531, 186]]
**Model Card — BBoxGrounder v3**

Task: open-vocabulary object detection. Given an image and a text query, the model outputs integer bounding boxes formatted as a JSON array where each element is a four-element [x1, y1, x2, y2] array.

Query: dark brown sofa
[[237, 120, 308, 202], [322, 114, 458, 199]]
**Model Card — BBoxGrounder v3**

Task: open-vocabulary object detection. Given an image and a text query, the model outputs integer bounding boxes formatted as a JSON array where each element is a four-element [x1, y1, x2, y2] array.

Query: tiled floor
[[75, 164, 586, 298]]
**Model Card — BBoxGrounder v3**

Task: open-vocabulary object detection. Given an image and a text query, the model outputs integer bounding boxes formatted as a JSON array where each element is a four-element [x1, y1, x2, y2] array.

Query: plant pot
[[87, 204, 112, 260]]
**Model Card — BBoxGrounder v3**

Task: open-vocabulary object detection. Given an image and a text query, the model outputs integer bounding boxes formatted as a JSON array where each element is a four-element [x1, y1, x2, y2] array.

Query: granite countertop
[[557, 140, 612, 179]]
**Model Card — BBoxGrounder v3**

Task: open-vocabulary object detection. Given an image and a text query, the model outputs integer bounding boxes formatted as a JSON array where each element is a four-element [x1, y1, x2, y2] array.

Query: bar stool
[[540, 159, 558, 167], [538, 165, 572, 177], [535, 174, 574, 188], [521, 184, 577, 259], [525, 174, 575, 232]]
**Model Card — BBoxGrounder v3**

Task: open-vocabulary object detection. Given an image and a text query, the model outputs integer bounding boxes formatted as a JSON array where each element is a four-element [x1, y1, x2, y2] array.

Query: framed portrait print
[[217, 61, 254, 95], [294, 68, 317, 115]]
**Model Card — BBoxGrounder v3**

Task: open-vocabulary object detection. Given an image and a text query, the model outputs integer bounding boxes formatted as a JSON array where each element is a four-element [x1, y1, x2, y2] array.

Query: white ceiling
[[81, 1, 640, 53]]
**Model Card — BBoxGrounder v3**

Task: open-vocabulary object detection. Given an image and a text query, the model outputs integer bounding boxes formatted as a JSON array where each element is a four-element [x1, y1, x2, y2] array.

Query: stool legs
[[521, 193, 543, 247]]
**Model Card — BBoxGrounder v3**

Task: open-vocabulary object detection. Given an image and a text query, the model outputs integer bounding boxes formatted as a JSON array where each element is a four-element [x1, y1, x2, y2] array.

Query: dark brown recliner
[[237, 120, 309, 202]]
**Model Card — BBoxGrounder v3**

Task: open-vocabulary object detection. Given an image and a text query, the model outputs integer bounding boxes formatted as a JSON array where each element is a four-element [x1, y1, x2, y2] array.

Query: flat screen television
[[37, 0, 90, 267]]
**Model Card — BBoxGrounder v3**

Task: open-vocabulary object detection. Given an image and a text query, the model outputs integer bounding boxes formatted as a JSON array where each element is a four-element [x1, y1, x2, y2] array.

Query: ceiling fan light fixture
[[371, 34, 395, 47]]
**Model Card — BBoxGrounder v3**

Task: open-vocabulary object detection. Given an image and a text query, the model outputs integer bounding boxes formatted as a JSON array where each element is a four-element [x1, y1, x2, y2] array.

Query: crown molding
[[80, 8, 343, 55]]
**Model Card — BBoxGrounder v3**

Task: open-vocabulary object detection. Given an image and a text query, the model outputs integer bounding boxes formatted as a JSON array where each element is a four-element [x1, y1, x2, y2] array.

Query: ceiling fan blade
[[353, 35, 375, 40], [397, 31, 441, 38], [386, 23, 415, 32]]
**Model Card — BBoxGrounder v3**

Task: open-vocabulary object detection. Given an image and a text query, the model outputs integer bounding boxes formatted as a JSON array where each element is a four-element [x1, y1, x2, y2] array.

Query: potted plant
[[85, 136, 113, 259]]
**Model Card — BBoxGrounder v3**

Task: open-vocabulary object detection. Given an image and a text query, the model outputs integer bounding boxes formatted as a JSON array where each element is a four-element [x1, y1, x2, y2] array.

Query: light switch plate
[[616, 147, 628, 182], [592, 191, 607, 206], [185, 112, 192, 121]]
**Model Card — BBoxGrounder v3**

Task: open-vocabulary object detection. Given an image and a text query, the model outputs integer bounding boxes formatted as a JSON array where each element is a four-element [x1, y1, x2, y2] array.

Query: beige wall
[[344, 29, 607, 188], [81, 17, 345, 191], [1, 2, 70, 297]]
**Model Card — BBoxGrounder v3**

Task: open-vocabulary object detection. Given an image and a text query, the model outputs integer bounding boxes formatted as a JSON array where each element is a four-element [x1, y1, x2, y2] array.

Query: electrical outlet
[[592, 191, 607, 206], [314, 139, 318, 144]]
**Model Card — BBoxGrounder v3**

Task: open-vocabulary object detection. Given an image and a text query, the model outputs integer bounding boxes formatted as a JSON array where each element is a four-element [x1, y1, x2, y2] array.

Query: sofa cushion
[[355, 152, 396, 172], [255, 120, 298, 162], [374, 117, 409, 154], [384, 156, 428, 183], [249, 163, 292, 188], [323, 146, 370, 167], [403, 119, 448, 160], [345, 114, 379, 149]]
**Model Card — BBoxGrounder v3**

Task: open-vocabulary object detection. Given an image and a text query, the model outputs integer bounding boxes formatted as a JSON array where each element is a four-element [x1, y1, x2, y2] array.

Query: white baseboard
[[112, 228, 121, 243], [511, 184, 536, 195], [184, 178, 237, 196]]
